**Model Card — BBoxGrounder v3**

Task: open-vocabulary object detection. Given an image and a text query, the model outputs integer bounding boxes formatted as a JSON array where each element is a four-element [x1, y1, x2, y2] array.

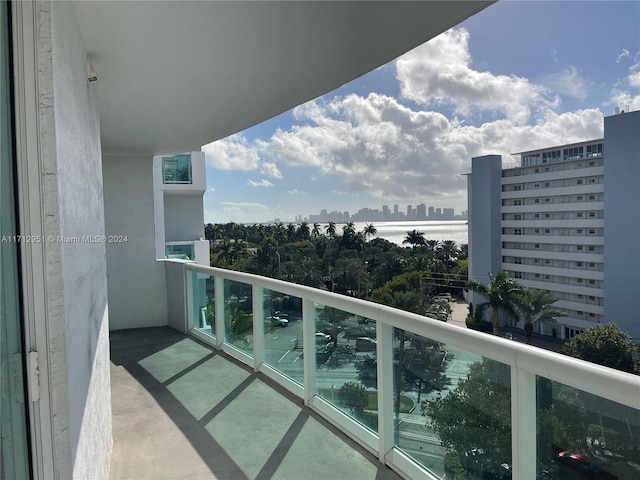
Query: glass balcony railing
[[162, 154, 192, 184], [165, 243, 195, 260], [182, 263, 640, 480]]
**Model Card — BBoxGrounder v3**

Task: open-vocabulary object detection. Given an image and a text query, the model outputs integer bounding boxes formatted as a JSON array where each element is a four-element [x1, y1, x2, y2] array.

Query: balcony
[[162, 154, 192, 184], [113, 261, 640, 480]]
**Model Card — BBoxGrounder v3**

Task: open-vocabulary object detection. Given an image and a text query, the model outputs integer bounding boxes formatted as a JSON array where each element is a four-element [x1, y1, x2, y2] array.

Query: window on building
[[589, 178, 597, 184], [577, 196, 583, 201], [577, 229, 583, 234], [535, 273, 540, 278], [544, 229, 550, 234], [534, 213, 540, 219], [588, 246, 595, 252], [589, 279, 595, 284], [514, 228, 522, 235], [589, 212, 596, 218], [576, 262, 583, 266], [544, 182, 550, 187], [577, 246, 583, 251], [534, 244, 540, 249], [534, 229, 540, 234], [589, 263, 595, 268], [544, 213, 550, 218], [588, 195, 595, 200], [589, 229, 595, 235], [534, 198, 540, 204], [577, 179, 583, 185], [544, 198, 551, 203], [577, 212, 583, 218]]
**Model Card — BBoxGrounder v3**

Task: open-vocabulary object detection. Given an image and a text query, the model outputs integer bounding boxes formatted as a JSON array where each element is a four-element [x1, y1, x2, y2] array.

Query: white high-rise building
[[468, 110, 640, 341]]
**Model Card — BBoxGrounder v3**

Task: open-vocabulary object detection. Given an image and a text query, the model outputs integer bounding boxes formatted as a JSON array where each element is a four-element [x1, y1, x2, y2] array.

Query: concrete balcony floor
[[110, 327, 400, 480]]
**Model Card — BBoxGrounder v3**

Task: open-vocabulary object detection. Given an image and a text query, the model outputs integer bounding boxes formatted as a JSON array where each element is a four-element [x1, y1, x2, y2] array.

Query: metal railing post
[[302, 299, 316, 406], [214, 276, 225, 348], [377, 321, 394, 462], [252, 285, 264, 372], [511, 366, 537, 478]]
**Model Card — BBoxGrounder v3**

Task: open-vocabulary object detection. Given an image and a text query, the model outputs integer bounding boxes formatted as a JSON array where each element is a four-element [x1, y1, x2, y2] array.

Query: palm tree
[[466, 270, 522, 336], [363, 223, 377, 241], [297, 221, 310, 241], [312, 222, 322, 239], [325, 221, 337, 237], [403, 229, 426, 250], [515, 289, 565, 344]]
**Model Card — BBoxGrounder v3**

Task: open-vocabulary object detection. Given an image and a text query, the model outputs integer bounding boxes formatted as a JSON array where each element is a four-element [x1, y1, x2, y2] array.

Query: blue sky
[[202, 1, 640, 224]]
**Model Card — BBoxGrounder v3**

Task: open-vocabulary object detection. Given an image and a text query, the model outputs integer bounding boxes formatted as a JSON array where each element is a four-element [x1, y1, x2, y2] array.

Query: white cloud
[[617, 48, 630, 63], [539, 66, 589, 101], [202, 27, 606, 217], [260, 162, 282, 179], [247, 179, 274, 187], [628, 71, 640, 88], [395, 28, 557, 125], [257, 92, 603, 204], [202, 133, 260, 171]]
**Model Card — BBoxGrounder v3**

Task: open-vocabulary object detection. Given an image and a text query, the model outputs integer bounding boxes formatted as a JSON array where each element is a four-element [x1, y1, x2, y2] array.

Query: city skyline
[[286, 202, 466, 225]]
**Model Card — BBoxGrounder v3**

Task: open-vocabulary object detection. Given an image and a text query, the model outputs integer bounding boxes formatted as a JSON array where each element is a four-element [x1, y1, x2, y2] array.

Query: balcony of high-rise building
[[3, 2, 639, 480]]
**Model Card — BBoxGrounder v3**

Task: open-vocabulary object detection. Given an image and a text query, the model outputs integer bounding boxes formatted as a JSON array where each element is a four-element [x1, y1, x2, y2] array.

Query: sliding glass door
[[1, 2, 31, 478]]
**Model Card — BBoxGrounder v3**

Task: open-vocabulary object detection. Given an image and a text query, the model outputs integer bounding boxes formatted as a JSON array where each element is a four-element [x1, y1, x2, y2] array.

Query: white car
[[433, 293, 452, 302]]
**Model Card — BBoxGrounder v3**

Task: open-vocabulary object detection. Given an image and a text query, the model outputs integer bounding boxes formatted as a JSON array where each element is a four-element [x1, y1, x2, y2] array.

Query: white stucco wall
[[163, 195, 205, 242], [38, 2, 112, 478], [103, 154, 168, 330]]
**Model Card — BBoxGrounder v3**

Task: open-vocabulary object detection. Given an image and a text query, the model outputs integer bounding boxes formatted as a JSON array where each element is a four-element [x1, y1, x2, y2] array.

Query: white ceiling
[[73, 1, 494, 156]]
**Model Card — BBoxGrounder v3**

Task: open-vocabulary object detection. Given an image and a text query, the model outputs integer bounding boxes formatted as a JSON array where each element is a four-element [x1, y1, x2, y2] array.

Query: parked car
[[556, 451, 618, 480], [315, 332, 332, 345], [433, 293, 453, 302], [355, 337, 377, 352], [270, 316, 289, 327]]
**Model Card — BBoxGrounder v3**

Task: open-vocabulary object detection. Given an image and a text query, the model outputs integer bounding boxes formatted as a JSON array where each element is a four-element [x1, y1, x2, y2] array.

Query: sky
[[202, 1, 640, 225]]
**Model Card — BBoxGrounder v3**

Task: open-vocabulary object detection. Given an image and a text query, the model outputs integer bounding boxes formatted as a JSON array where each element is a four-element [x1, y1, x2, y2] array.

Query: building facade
[[468, 110, 640, 341]]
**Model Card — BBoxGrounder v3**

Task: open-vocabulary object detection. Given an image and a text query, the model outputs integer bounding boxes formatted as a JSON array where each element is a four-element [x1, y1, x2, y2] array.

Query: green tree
[[325, 221, 337, 237], [514, 289, 565, 344], [339, 382, 368, 413], [403, 229, 426, 251], [561, 323, 637, 374], [363, 223, 377, 241], [425, 360, 512, 467], [297, 221, 310, 241], [311, 222, 322, 239], [466, 271, 522, 335]]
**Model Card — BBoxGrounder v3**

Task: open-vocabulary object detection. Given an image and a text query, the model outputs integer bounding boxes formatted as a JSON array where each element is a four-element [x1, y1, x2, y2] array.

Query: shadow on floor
[[110, 326, 401, 480]]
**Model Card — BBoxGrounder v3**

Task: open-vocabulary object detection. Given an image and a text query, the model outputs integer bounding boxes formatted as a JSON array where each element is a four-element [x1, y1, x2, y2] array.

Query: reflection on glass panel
[[536, 377, 640, 480], [224, 280, 253, 354], [314, 304, 378, 433], [162, 154, 192, 183], [1, 1, 30, 474], [166, 243, 194, 260], [411, 335, 511, 480], [192, 271, 215, 338], [262, 289, 304, 385]]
